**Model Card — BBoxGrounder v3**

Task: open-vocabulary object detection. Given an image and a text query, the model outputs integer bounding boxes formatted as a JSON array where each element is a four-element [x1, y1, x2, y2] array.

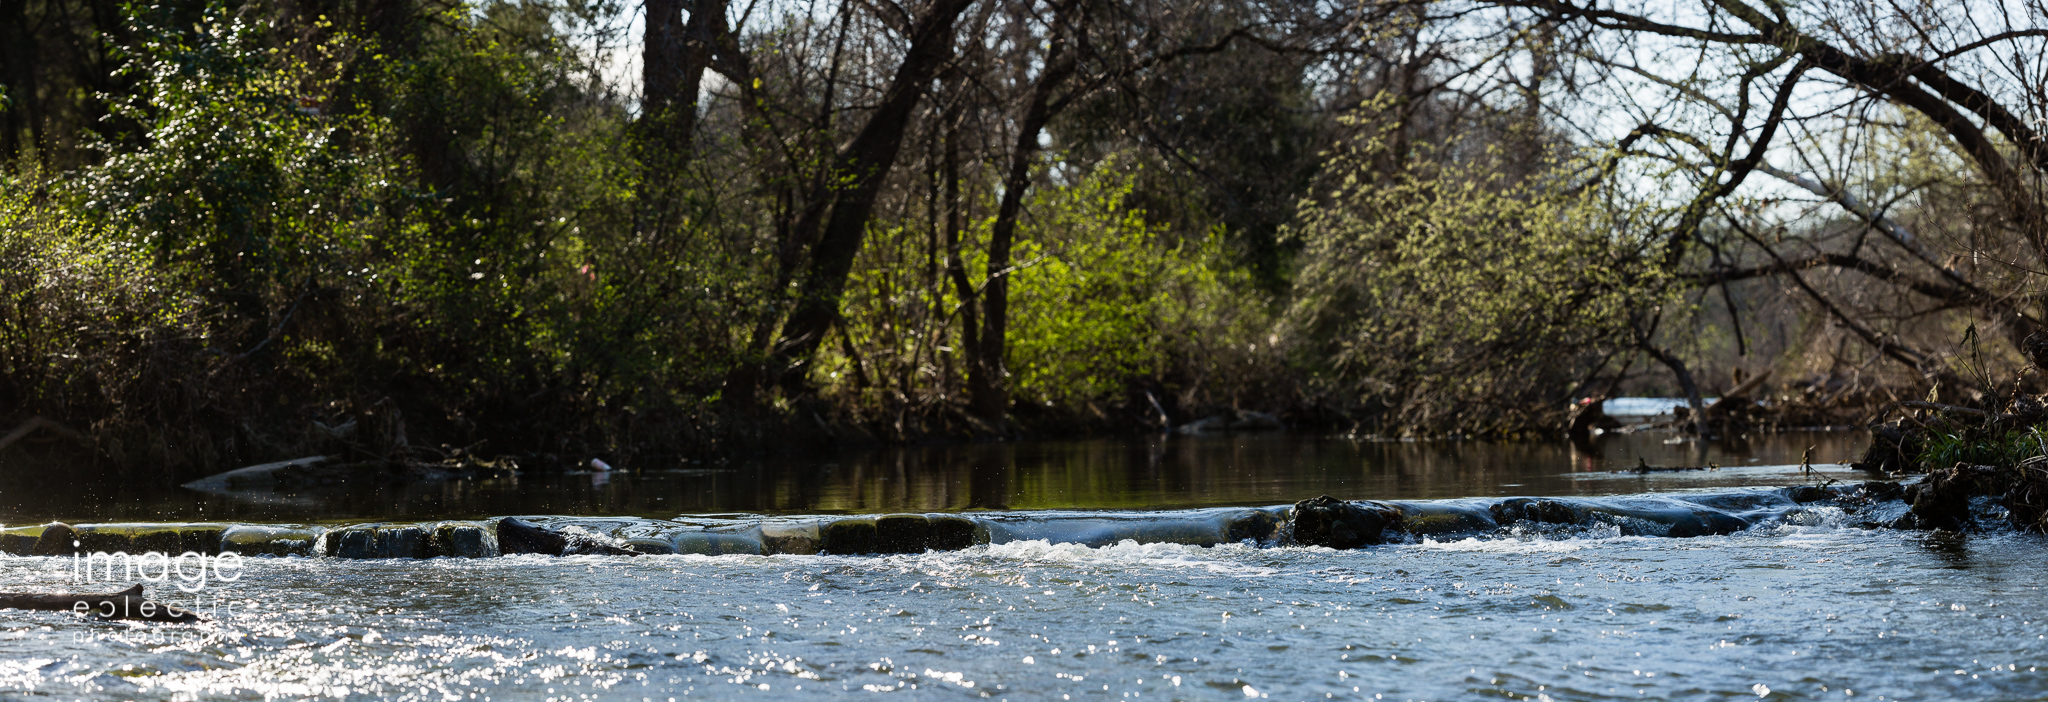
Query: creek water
[[5, 430, 2048, 701]]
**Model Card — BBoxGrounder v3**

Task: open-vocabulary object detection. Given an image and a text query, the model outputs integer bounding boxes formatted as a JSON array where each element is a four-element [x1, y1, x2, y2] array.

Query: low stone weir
[[0, 482, 1909, 559]]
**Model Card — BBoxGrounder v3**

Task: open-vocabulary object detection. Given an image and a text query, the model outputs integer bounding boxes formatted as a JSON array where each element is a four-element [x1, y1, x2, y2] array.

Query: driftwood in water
[[180, 456, 335, 490], [497, 517, 639, 556], [0, 583, 200, 622], [1632, 458, 1716, 474]]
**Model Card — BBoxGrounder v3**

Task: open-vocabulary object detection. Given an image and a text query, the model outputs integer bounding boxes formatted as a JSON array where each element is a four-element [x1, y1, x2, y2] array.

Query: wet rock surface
[[496, 517, 637, 557], [874, 514, 933, 553], [0, 483, 1938, 561], [221, 525, 324, 556], [1490, 498, 1582, 525], [1290, 496, 1398, 548], [33, 523, 77, 556], [822, 518, 879, 555]]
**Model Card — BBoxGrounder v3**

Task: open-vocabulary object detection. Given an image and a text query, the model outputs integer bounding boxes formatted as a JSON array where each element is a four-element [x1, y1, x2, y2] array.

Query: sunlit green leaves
[[1282, 109, 1676, 431]]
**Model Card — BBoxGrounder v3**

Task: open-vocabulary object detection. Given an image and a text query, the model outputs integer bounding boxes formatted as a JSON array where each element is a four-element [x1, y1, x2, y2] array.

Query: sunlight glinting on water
[[5, 512, 2047, 701]]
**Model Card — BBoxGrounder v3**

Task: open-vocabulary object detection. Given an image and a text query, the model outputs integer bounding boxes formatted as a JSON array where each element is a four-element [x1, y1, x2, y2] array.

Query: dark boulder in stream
[[33, 523, 77, 556], [875, 514, 934, 553], [822, 518, 879, 554], [1290, 496, 1400, 548], [496, 517, 638, 557], [1490, 498, 1583, 525]]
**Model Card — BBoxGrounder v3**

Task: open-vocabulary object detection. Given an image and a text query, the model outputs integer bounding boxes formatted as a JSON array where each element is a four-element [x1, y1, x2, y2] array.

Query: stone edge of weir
[[0, 482, 1910, 560]]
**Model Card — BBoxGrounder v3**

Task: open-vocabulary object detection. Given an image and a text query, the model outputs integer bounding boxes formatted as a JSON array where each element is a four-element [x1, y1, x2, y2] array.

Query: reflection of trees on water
[[720, 431, 1872, 514], [0, 433, 1872, 523]]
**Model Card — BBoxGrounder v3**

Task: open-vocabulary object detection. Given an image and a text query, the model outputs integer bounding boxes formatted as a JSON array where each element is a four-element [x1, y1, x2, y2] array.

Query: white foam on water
[[965, 538, 1279, 576], [1411, 536, 1588, 553]]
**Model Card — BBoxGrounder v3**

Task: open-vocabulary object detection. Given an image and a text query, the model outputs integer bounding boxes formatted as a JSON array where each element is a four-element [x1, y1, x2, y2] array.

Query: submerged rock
[[980, 513, 1234, 547], [1905, 464, 2006, 531], [1397, 502, 1498, 536], [624, 538, 677, 555], [1782, 485, 1831, 503], [497, 517, 567, 555], [671, 528, 762, 555], [372, 525, 428, 558], [1226, 510, 1282, 543], [324, 526, 375, 558], [0, 583, 200, 623], [1289, 496, 1398, 548], [221, 525, 325, 556]]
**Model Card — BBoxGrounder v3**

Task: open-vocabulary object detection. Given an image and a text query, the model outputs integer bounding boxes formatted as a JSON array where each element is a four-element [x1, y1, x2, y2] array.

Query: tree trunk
[[971, 41, 1078, 422], [766, 0, 975, 395], [942, 109, 981, 389], [638, 0, 722, 228], [1641, 344, 1712, 440]]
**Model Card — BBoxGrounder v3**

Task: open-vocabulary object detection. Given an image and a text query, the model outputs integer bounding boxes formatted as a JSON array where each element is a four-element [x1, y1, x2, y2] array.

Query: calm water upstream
[[4, 430, 1866, 523], [5, 430, 2048, 701]]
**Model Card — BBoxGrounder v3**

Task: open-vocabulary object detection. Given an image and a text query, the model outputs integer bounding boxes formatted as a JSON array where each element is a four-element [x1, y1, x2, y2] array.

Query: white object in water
[[1603, 397, 1720, 418], [589, 458, 613, 472]]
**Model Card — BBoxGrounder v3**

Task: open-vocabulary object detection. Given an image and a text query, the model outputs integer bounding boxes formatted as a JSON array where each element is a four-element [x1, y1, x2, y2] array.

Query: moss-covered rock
[[927, 515, 980, 551], [0, 524, 49, 555], [221, 525, 324, 556], [821, 518, 878, 554]]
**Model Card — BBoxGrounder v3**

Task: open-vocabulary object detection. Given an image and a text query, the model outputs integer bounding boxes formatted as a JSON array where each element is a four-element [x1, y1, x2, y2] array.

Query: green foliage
[[77, 5, 390, 322], [0, 0, 764, 468], [1282, 105, 1674, 431], [1004, 160, 1261, 406], [830, 158, 1268, 414], [0, 172, 202, 415], [1918, 429, 2045, 472]]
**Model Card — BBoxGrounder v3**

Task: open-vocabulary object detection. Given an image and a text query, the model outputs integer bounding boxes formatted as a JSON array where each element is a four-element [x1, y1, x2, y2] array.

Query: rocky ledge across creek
[[0, 481, 1958, 561]]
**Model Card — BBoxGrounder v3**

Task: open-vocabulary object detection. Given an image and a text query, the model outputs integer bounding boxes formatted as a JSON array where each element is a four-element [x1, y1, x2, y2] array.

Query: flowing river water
[[4, 430, 2047, 701]]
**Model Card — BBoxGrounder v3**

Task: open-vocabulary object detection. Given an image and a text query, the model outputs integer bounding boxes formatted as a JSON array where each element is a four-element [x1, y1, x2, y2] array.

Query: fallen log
[[180, 456, 335, 491], [0, 583, 200, 622]]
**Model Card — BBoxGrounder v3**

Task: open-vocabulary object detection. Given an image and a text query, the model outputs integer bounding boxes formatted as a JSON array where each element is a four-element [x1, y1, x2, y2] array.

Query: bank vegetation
[[1, 0, 2044, 475]]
